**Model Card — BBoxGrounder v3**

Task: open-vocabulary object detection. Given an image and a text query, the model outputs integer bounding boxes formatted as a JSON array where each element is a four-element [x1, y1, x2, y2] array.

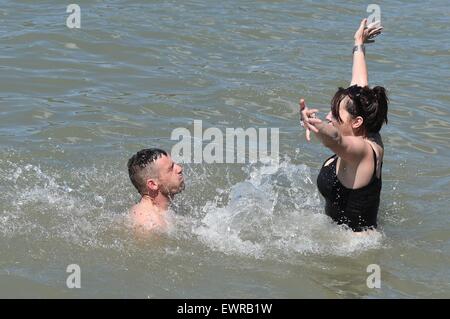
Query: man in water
[[127, 148, 185, 232]]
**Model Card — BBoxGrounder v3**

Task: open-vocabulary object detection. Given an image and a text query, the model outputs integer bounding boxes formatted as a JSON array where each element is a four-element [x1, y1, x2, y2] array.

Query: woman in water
[[300, 19, 388, 232]]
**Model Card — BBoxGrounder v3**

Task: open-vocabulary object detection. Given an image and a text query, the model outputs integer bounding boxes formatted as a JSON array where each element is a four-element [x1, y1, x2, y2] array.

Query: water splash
[[0, 159, 132, 250], [0, 156, 383, 261], [192, 158, 384, 258]]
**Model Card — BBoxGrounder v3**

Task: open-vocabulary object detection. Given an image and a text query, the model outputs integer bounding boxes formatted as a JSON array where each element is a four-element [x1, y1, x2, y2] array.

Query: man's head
[[127, 148, 184, 198]]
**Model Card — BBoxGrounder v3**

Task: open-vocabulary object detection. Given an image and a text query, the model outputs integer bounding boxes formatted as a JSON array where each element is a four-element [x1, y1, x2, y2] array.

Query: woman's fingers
[[359, 18, 367, 30], [369, 28, 382, 35], [368, 27, 383, 36], [363, 22, 383, 43], [301, 108, 318, 118], [299, 99, 306, 123], [308, 118, 322, 125], [305, 121, 319, 133], [300, 109, 308, 121], [368, 28, 383, 36], [299, 98, 306, 110], [299, 98, 321, 140], [367, 21, 381, 29]]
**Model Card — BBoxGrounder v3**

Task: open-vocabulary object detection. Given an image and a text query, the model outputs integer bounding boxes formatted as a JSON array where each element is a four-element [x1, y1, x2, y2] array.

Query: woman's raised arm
[[350, 19, 383, 87]]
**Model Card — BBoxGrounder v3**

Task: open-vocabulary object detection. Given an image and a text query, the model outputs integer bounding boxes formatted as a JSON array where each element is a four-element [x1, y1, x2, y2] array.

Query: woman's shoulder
[[365, 134, 384, 179], [366, 133, 384, 160]]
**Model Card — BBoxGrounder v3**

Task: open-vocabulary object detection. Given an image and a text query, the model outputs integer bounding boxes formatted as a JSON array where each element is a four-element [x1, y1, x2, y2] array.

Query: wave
[[190, 159, 384, 259], [0, 156, 384, 261]]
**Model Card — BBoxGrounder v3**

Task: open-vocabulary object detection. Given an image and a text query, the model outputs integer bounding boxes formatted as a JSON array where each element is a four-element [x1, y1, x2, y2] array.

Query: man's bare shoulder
[[129, 203, 168, 234], [130, 204, 153, 227], [130, 203, 147, 220]]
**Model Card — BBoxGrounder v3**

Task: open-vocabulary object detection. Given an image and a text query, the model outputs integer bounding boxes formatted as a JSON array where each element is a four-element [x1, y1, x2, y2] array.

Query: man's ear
[[146, 178, 159, 192], [352, 116, 364, 130]]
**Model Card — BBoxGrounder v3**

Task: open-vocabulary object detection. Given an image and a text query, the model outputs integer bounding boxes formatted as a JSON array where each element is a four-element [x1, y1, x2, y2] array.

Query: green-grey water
[[1, 0, 449, 298]]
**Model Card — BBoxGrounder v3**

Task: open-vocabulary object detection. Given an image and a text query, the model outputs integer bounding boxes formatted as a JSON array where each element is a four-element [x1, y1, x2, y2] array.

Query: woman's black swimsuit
[[317, 147, 382, 232]]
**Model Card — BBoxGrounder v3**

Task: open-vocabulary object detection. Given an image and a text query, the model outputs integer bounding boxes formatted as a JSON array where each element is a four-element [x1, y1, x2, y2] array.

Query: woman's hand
[[354, 18, 383, 45], [299, 99, 322, 141]]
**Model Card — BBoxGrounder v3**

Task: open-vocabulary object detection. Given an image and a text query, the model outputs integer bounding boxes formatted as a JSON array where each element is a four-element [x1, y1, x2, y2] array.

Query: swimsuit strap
[[323, 144, 380, 179], [369, 144, 379, 180], [322, 154, 338, 168]]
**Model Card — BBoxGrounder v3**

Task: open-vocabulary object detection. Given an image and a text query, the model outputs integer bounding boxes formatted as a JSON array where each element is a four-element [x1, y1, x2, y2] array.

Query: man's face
[[154, 155, 185, 197]]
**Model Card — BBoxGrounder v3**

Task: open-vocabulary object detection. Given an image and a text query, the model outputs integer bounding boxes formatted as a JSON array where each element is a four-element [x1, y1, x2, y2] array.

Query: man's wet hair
[[127, 148, 167, 195]]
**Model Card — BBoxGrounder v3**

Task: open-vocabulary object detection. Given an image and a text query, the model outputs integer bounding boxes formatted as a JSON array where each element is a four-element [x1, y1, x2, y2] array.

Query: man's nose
[[176, 164, 183, 174]]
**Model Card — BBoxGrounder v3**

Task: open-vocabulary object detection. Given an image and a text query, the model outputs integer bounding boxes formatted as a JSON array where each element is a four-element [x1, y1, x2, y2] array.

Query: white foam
[[0, 157, 383, 259], [0, 160, 131, 249], [192, 158, 384, 258]]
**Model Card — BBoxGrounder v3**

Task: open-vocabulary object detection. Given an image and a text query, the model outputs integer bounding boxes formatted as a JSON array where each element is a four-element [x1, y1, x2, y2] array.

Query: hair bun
[[367, 86, 389, 133]]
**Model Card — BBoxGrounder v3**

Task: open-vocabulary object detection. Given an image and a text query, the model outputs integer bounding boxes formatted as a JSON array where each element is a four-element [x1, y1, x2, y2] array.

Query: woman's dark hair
[[331, 85, 388, 134]]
